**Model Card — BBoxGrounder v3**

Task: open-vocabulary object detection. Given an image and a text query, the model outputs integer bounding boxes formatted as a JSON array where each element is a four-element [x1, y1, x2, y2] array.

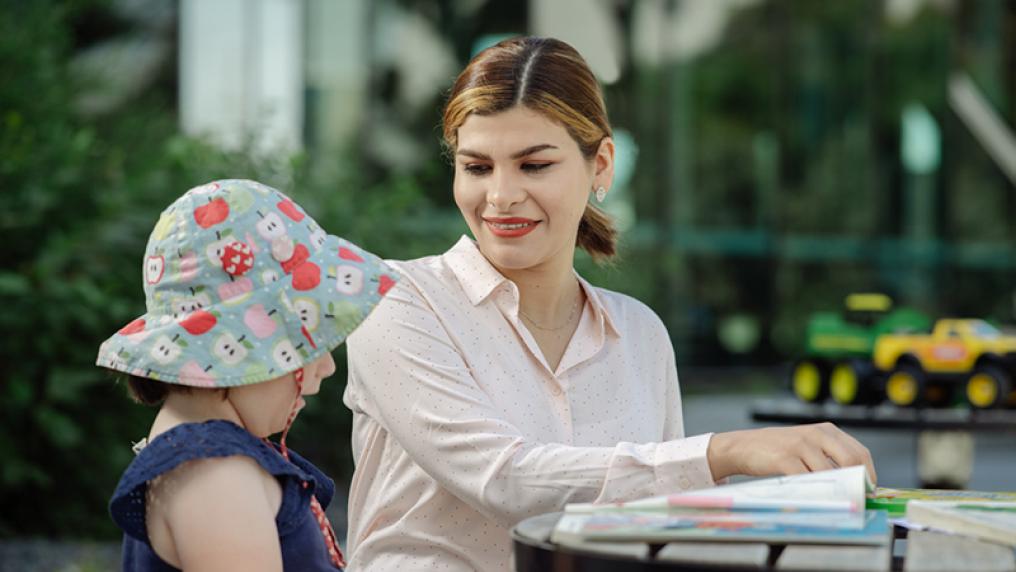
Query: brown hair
[[125, 375, 184, 406], [125, 375, 226, 406], [442, 36, 617, 261]]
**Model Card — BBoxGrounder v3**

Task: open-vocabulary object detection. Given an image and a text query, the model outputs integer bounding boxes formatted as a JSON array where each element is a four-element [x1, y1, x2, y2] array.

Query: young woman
[[342, 37, 875, 571]]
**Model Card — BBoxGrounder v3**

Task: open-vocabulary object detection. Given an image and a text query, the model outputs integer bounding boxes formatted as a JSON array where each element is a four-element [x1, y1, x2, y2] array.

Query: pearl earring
[[595, 186, 607, 203]]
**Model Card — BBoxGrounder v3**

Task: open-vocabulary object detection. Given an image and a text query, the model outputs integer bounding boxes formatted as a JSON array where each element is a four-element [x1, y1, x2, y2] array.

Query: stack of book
[[552, 465, 892, 546], [869, 488, 1016, 548]]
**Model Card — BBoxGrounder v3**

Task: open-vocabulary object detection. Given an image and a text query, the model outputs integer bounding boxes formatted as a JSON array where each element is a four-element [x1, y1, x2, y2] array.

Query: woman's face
[[453, 106, 613, 273], [228, 352, 336, 437]]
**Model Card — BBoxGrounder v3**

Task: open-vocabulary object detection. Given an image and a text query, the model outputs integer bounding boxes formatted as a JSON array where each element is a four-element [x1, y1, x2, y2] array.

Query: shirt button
[[551, 386, 563, 396], [679, 476, 692, 490]]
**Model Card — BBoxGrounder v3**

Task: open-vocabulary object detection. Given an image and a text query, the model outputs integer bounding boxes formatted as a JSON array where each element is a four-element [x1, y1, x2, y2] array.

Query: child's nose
[[319, 352, 336, 379]]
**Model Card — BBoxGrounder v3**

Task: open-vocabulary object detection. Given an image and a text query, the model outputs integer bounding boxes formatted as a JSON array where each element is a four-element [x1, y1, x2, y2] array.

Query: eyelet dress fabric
[[109, 420, 340, 571]]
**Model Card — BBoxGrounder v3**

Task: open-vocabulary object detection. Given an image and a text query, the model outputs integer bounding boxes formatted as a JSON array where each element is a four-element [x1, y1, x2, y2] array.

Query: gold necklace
[[519, 295, 582, 332]]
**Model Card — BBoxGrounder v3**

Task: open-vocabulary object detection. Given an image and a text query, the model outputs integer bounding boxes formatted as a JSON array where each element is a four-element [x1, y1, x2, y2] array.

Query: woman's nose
[[486, 170, 526, 211]]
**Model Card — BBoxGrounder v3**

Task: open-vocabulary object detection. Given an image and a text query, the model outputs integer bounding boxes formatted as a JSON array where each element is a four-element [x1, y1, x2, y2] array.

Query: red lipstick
[[483, 217, 539, 238], [483, 218, 540, 238]]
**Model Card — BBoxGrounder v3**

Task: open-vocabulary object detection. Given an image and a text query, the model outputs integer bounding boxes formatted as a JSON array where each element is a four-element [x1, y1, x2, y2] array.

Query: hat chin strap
[[271, 368, 347, 569], [277, 367, 304, 459]]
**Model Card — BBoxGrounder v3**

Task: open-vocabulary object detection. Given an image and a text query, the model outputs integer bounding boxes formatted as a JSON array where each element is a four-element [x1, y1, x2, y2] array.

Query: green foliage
[[0, 1, 455, 538]]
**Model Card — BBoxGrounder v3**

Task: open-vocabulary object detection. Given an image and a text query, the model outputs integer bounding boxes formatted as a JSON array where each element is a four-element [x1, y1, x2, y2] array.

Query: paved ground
[[4, 382, 1014, 571]]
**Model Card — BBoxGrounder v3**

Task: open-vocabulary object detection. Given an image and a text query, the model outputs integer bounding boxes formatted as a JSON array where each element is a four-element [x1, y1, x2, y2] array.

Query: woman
[[343, 37, 875, 571]]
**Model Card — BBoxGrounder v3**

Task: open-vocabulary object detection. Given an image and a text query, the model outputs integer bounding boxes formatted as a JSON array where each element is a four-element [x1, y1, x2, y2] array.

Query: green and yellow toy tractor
[[790, 294, 931, 406]]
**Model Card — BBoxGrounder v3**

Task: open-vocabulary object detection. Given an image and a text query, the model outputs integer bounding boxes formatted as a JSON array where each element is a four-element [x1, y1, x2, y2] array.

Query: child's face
[[228, 352, 336, 437]]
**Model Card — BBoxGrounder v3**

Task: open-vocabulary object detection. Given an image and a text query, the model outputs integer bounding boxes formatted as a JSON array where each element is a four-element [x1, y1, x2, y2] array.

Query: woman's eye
[[463, 164, 491, 176], [521, 162, 552, 173]]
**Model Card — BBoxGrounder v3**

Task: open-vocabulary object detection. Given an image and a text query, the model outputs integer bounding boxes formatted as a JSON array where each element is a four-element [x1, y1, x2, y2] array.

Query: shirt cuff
[[653, 433, 716, 494]]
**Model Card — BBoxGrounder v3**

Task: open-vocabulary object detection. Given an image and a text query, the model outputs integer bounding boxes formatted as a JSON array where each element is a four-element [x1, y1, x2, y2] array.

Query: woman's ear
[[594, 137, 615, 190]]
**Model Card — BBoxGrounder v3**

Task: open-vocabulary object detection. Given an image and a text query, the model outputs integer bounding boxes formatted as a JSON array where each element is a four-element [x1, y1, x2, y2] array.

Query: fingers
[[778, 457, 810, 476], [717, 424, 877, 483], [811, 423, 877, 485]]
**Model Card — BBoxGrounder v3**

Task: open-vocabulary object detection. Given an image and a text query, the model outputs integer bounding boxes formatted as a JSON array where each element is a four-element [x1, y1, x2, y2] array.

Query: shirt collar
[[576, 274, 622, 339], [444, 235, 508, 306], [444, 235, 622, 338]]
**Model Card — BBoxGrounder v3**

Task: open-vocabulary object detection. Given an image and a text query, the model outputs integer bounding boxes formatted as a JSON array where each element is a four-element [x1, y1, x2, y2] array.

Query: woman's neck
[[150, 391, 243, 440], [497, 253, 583, 327]]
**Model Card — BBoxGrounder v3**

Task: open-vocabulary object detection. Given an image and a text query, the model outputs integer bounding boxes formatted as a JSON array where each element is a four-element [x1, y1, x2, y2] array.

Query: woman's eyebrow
[[456, 148, 490, 159], [455, 144, 559, 160], [511, 144, 557, 159]]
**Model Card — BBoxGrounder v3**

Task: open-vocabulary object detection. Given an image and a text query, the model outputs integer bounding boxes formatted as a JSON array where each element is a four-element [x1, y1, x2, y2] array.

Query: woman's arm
[[158, 456, 283, 572], [346, 280, 716, 529]]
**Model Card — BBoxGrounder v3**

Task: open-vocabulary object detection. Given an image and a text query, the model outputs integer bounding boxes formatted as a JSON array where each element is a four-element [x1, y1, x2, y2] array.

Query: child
[[98, 179, 396, 571]]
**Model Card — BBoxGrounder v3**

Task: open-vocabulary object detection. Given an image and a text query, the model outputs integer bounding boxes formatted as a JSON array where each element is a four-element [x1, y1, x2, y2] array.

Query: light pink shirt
[[343, 236, 716, 571]]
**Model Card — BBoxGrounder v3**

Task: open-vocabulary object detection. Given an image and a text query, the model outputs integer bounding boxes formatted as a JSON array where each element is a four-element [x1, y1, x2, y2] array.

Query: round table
[[514, 512, 789, 571]]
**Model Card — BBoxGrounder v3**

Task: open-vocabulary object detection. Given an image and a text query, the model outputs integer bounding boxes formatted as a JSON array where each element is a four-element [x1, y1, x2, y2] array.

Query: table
[[750, 398, 1016, 488], [513, 512, 1016, 571]]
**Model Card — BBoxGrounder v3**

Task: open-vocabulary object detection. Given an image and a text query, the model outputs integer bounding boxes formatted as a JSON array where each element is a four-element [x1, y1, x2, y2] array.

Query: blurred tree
[[0, 0, 449, 538]]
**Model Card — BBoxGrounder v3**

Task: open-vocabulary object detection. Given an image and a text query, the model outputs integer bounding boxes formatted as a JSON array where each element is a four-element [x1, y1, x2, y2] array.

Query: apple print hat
[[96, 179, 397, 388]]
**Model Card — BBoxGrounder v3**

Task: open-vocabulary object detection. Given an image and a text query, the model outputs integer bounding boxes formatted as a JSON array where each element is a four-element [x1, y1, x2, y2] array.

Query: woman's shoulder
[[585, 283, 667, 332], [383, 250, 458, 292], [381, 236, 497, 298]]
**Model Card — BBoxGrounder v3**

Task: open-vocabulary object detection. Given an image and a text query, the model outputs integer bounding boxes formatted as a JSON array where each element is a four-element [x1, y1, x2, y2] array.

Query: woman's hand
[[707, 423, 876, 484]]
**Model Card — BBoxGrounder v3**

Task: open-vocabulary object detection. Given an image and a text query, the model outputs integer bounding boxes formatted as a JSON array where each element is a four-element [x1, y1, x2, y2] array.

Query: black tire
[[965, 364, 1013, 410]]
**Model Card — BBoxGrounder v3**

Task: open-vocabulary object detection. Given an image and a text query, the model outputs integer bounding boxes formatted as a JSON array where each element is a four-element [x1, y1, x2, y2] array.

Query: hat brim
[[96, 234, 396, 388]]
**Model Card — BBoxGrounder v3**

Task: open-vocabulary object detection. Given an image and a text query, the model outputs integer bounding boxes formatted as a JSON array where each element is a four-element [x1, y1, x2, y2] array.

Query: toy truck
[[790, 294, 931, 406], [873, 319, 1016, 409]]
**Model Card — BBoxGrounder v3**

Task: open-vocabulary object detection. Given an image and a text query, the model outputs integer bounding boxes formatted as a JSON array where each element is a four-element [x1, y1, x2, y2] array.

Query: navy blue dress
[[109, 420, 342, 571]]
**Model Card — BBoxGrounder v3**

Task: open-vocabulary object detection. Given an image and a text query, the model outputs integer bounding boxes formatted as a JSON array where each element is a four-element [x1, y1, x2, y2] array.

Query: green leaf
[[0, 272, 30, 296], [46, 368, 104, 403], [34, 406, 82, 449]]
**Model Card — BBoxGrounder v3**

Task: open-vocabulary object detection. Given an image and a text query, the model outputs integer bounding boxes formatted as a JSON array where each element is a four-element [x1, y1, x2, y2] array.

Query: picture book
[[552, 506, 890, 546], [904, 501, 1016, 547], [867, 487, 1016, 516], [567, 465, 874, 514], [554, 466, 890, 546]]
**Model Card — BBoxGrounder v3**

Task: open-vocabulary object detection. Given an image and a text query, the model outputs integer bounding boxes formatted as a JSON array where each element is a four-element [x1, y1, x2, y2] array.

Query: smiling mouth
[[489, 221, 533, 230], [483, 217, 540, 237]]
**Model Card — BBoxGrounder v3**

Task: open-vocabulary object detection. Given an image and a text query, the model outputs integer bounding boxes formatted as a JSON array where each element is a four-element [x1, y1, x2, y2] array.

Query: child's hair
[[124, 375, 227, 406]]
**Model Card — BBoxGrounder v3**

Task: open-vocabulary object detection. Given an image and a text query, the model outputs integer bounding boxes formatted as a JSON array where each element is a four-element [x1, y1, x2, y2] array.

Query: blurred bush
[[0, 0, 460, 538]]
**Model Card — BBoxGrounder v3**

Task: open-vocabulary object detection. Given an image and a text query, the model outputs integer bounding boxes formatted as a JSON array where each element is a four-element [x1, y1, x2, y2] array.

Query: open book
[[905, 501, 1016, 547], [553, 466, 891, 546]]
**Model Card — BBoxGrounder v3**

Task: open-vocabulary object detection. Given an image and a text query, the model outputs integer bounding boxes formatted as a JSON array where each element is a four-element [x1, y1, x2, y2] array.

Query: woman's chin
[[478, 241, 540, 271]]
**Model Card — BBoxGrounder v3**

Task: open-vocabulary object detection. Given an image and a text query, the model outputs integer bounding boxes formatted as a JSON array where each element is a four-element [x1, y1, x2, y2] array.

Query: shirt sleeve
[[345, 278, 717, 530]]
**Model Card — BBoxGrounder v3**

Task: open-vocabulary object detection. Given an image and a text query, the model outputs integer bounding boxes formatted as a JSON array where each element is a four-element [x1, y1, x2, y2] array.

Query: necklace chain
[[519, 295, 582, 332]]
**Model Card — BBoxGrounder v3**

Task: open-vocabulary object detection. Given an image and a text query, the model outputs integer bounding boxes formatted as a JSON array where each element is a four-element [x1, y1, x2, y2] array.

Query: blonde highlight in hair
[[442, 36, 617, 261]]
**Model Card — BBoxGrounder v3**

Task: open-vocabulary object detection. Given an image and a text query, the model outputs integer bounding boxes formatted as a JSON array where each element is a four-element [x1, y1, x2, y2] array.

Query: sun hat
[[96, 179, 396, 387]]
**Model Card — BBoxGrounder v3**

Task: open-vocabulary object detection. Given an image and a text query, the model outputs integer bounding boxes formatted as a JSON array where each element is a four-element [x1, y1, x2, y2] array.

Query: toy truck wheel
[[791, 359, 828, 403], [965, 365, 1012, 409], [830, 360, 874, 405], [886, 363, 925, 407]]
